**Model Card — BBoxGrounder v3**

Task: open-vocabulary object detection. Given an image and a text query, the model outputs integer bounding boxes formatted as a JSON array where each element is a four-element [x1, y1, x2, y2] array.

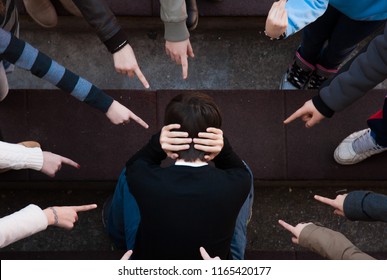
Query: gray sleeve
[[160, 0, 189, 42], [319, 24, 387, 112]]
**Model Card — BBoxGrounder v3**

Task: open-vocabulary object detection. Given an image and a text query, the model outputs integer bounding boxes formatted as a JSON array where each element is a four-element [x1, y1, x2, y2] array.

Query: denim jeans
[[107, 164, 254, 259]]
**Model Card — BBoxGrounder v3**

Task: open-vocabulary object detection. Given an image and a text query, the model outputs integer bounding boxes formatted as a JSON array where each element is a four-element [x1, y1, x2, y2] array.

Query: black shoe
[[307, 64, 337, 89], [186, 0, 198, 31], [280, 50, 315, 89]]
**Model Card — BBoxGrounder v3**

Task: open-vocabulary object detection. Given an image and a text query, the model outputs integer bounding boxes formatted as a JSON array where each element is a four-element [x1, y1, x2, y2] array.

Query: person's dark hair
[[164, 92, 222, 162]]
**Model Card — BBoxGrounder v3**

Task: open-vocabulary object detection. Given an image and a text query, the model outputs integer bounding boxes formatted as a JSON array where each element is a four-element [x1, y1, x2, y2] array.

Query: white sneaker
[[334, 128, 387, 165]]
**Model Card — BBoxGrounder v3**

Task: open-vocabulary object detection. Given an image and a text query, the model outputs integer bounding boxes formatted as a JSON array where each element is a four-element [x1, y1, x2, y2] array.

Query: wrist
[[312, 95, 334, 118], [104, 29, 129, 54], [44, 207, 59, 226]]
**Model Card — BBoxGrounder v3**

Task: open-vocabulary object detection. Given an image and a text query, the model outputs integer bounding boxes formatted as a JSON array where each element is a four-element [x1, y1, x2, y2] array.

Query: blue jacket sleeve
[[343, 191, 387, 222], [285, 0, 328, 37]]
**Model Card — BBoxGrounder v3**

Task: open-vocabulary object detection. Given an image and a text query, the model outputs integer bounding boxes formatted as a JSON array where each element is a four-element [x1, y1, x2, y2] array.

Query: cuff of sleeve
[[343, 191, 372, 221], [164, 21, 190, 42], [298, 223, 319, 248], [25, 147, 44, 171], [84, 86, 114, 113], [312, 95, 334, 118], [27, 204, 49, 230], [103, 28, 129, 54]]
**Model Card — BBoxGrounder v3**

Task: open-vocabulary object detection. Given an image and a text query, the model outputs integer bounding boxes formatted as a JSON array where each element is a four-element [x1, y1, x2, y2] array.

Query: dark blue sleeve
[[344, 191, 387, 222]]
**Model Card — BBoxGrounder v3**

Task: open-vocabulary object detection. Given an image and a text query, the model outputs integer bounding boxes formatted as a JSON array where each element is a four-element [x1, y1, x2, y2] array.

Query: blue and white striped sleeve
[[0, 28, 113, 113]]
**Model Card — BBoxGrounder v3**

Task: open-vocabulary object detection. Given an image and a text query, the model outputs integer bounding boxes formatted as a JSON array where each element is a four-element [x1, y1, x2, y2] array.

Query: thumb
[[305, 115, 319, 128]]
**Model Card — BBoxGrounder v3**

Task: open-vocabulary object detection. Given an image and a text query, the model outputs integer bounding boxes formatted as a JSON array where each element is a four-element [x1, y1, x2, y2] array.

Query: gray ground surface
[[1, 16, 386, 258]]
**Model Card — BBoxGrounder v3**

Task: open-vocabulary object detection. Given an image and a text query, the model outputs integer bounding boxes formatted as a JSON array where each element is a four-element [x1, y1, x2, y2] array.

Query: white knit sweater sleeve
[[0, 141, 43, 171], [0, 204, 48, 248]]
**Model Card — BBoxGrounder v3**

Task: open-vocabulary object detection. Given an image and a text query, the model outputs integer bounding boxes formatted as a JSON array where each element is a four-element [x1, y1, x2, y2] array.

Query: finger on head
[[135, 68, 150, 89], [162, 143, 190, 152], [163, 124, 181, 132], [194, 144, 217, 153], [167, 130, 190, 138], [206, 127, 223, 134], [195, 132, 218, 140]]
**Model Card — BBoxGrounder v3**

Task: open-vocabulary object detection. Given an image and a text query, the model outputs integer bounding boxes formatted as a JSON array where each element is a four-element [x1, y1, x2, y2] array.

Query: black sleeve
[[126, 132, 167, 168], [73, 0, 129, 53], [212, 137, 245, 170]]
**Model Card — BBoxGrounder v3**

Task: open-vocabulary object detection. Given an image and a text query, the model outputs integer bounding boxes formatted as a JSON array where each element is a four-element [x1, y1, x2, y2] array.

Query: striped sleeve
[[0, 28, 113, 112]]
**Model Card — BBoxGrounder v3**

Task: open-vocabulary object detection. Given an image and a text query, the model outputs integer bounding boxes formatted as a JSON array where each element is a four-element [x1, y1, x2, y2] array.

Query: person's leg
[[299, 5, 341, 65], [0, 62, 9, 102], [280, 5, 340, 89], [106, 168, 141, 250], [334, 98, 387, 165], [186, 0, 198, 31], [318, 18, 386, 70], [230, 161, 254, 260]]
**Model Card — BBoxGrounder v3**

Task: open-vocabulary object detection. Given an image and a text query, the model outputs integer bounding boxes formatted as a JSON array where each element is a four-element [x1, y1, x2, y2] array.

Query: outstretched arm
[[284, 24, 387, 127], [0, 141, 79, 177], [72, 0, 149, 88], [0, 28, 148, 128], [160, 0, 194, 79], [278, 220, 374, 260], [0, 204, 97, 248], [315, 191, 387, 222]]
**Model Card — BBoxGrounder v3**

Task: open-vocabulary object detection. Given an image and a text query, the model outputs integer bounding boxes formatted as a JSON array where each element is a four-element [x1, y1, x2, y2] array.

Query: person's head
[[164, 92, 222, 162]]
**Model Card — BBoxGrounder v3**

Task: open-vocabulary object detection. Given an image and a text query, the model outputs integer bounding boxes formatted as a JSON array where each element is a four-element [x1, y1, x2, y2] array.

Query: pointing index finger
[[181, 55, 188, 79], [278, 219, 295, 234], [314, 195, 336, 207], [284, 108, 304, 124], [130, 112, 149, 129], [135, 67, 150, 89], [60, 157, 80, 169], [73, 204, 98, 213]]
